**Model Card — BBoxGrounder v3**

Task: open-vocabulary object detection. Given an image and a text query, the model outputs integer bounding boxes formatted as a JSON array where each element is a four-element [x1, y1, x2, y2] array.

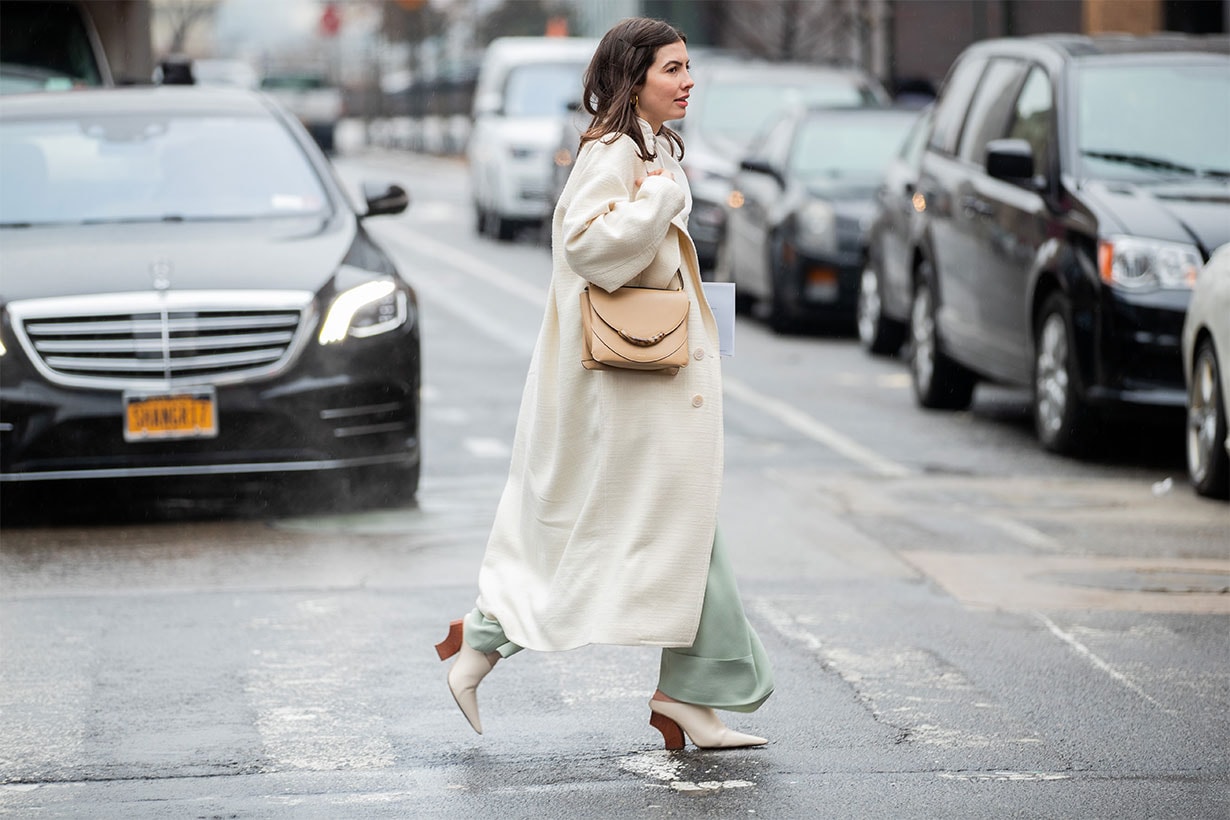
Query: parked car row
[[496, 42, 897, 248], [851, 33, 1229, 497]]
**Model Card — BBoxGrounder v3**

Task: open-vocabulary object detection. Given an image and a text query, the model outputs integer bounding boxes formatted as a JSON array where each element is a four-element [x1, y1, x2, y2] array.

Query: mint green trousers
[[464, 528, 774, 713]]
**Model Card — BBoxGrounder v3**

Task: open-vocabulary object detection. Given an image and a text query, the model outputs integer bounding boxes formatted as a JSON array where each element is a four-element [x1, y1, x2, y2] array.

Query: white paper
[[701, 282, 736, 357]]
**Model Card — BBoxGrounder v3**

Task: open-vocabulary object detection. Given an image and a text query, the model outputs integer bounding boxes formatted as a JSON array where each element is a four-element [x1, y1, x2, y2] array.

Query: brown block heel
[[649, 710, 685, 751], [435, 619, 463, 661]]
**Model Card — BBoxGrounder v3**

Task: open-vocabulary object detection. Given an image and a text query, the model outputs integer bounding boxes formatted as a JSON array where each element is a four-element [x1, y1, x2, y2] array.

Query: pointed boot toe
[[447, 643, 498, 734], [648, 698, 767, 750]]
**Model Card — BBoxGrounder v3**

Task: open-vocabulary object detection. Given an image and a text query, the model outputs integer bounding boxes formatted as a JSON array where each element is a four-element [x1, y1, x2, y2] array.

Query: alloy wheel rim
[[911, 287, 934, 391], [1035, 313, 1069, 436], [1187, 352, 1218, 482], [857, 267, 881, 346]]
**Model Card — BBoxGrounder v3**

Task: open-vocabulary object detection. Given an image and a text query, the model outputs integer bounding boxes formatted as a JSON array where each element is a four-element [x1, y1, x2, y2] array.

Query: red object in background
[[545, 16, 569, 37], [319, 2, 341, 37]]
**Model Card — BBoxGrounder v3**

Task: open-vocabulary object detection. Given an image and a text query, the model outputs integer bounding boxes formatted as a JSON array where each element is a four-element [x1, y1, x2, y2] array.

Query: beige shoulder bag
[[580, 284, 689, 374]]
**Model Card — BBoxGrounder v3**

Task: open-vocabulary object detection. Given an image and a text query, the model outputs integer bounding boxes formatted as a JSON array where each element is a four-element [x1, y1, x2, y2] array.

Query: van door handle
[[960, 196, 994, 217]]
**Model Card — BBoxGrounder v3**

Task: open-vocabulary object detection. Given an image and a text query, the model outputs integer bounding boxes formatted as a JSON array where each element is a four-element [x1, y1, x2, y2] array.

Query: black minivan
[[908, 34, 1230, 454]]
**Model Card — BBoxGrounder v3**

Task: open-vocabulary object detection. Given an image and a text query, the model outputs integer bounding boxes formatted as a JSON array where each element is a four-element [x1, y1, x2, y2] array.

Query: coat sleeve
[[562, 169, 687, 293]]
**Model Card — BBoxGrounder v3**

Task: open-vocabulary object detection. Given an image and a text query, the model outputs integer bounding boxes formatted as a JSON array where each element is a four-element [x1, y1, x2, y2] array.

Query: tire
[[1187, 338, 1230, 499], [767, 232, 794, 334], [348, 460, 421, 510], [714, 237, 753, 314], [909, 268, 975, 409], [495, 216, 517, 242], [485, 211, 515, 242], [473, 202, 486, 235], [857, 264, 906, 356], [1032, 293, 1094, 455]]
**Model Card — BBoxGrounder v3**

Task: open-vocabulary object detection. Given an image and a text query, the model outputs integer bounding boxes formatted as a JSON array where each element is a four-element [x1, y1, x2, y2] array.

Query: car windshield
[[260, 75, 328, 91], [503, 62, 586, 117], [0, 112, 330, 227], [790, 115, 918, 180], [0, 1, 103, 88], [1077, 61, 1230, 182], [697, 79, 878, 143]]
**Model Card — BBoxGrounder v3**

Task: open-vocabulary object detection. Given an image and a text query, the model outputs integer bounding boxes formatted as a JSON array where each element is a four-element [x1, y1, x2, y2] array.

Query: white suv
[[468, 37, 597, 241]]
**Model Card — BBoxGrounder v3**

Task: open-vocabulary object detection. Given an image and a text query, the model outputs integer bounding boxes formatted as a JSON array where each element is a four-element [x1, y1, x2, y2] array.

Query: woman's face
[[634, 40, 693, 132]]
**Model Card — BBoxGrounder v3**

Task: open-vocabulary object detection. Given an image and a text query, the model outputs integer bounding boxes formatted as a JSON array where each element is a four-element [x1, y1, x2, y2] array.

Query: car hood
[[1081, 179, 1230, 256], [805, 181, 879, 219], [0, 216, 353, 302], [485, 116, 567, 150]]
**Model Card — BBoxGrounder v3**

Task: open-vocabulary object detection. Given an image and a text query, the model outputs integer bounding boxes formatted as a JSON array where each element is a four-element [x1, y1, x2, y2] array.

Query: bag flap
[[587, 287, 688, 343]]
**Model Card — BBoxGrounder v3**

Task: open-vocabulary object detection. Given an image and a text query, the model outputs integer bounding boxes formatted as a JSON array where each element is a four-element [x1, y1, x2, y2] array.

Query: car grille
[[8, 291, 315, 389]]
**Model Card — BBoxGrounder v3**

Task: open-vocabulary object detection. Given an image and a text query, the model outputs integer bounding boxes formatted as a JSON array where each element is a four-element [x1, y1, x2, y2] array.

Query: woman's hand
[[634, 168, 675, 190]]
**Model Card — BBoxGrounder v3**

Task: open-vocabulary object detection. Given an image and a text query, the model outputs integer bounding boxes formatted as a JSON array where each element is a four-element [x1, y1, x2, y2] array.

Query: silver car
[[1181, 243, 1230, 499]]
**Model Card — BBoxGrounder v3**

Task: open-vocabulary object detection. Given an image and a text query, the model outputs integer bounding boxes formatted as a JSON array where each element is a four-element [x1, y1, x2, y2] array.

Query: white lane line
[[464, 437, 511, 459], [980, 515, 1065, 552], [385, 223, 910, 478], [1033, 612, 1166, 710], [724, 376, 911, 478], [618, 751, 755, 793]]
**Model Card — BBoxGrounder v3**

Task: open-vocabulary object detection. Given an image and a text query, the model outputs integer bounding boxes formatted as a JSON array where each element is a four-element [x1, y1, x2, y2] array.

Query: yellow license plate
[[124, 391, 218, 441]]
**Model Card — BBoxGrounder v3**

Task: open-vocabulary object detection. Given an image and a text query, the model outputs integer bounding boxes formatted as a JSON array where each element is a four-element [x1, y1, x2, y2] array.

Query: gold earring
[[631, 93, 639, 108]]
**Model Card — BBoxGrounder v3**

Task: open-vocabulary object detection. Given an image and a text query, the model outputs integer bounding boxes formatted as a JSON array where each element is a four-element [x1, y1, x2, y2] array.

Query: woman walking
[[436, 17, 773, 750]]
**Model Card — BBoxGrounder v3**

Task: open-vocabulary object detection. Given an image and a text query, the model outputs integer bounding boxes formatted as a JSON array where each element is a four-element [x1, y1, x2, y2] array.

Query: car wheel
[[909, 268, 974, 409], [715, 237, 753, 314], [348, 460, 421, 510], [767, 232, 795, 334], [473, 202, 486, 235], [484, 211, 515, 242], [857, 264, 906, 356], [495, 216, 517, 242], [1187, 338, 1230, 499], [1033, 292, 1093, 455]]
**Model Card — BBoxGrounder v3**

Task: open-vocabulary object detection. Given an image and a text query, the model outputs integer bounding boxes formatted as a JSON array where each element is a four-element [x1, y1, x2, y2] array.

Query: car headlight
[[1098, 235, 1201, 291], [796, 200, 837, 253], [318, 278, 409, 345]]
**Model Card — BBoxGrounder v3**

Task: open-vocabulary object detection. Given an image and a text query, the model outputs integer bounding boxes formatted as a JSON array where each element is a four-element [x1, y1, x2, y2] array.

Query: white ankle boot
[[649, 698, 768, 750]]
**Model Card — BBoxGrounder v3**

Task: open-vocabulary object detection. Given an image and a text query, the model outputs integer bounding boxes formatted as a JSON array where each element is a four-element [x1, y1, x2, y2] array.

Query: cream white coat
[[475, 119, 724, 650]]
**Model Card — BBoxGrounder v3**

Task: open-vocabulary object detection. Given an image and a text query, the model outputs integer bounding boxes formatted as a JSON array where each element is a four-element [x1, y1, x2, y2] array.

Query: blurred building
[[565, 0, 1228, 95]]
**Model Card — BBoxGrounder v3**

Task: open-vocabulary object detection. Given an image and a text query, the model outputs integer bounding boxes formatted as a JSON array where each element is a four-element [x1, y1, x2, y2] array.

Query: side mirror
[[362, 182, 409, 218], [986, 138, 1035, 185], [473, 91, 503, 117], [739, 157, 783, 186]]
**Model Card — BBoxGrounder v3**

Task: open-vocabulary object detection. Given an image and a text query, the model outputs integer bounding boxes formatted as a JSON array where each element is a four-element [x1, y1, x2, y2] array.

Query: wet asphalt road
[[1, 147, 1227, 819]]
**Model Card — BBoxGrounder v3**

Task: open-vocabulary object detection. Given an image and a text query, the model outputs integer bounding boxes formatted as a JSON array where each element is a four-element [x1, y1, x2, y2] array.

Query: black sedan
[[0, 86, 421, 506], [723, 106, 920, 332]]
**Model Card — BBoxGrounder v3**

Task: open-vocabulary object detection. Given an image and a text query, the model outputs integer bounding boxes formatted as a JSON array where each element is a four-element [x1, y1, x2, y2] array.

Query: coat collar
[[635, 117, 659, 150]]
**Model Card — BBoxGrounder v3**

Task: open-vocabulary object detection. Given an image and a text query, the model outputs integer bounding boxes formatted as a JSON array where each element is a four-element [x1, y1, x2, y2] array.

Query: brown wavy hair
[[578, 17, 687, 162]]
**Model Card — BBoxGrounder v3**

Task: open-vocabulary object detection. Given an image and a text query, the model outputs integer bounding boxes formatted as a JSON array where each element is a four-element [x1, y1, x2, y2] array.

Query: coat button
[[691, 394, 704, 408], [693, 348, 705, 361]]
